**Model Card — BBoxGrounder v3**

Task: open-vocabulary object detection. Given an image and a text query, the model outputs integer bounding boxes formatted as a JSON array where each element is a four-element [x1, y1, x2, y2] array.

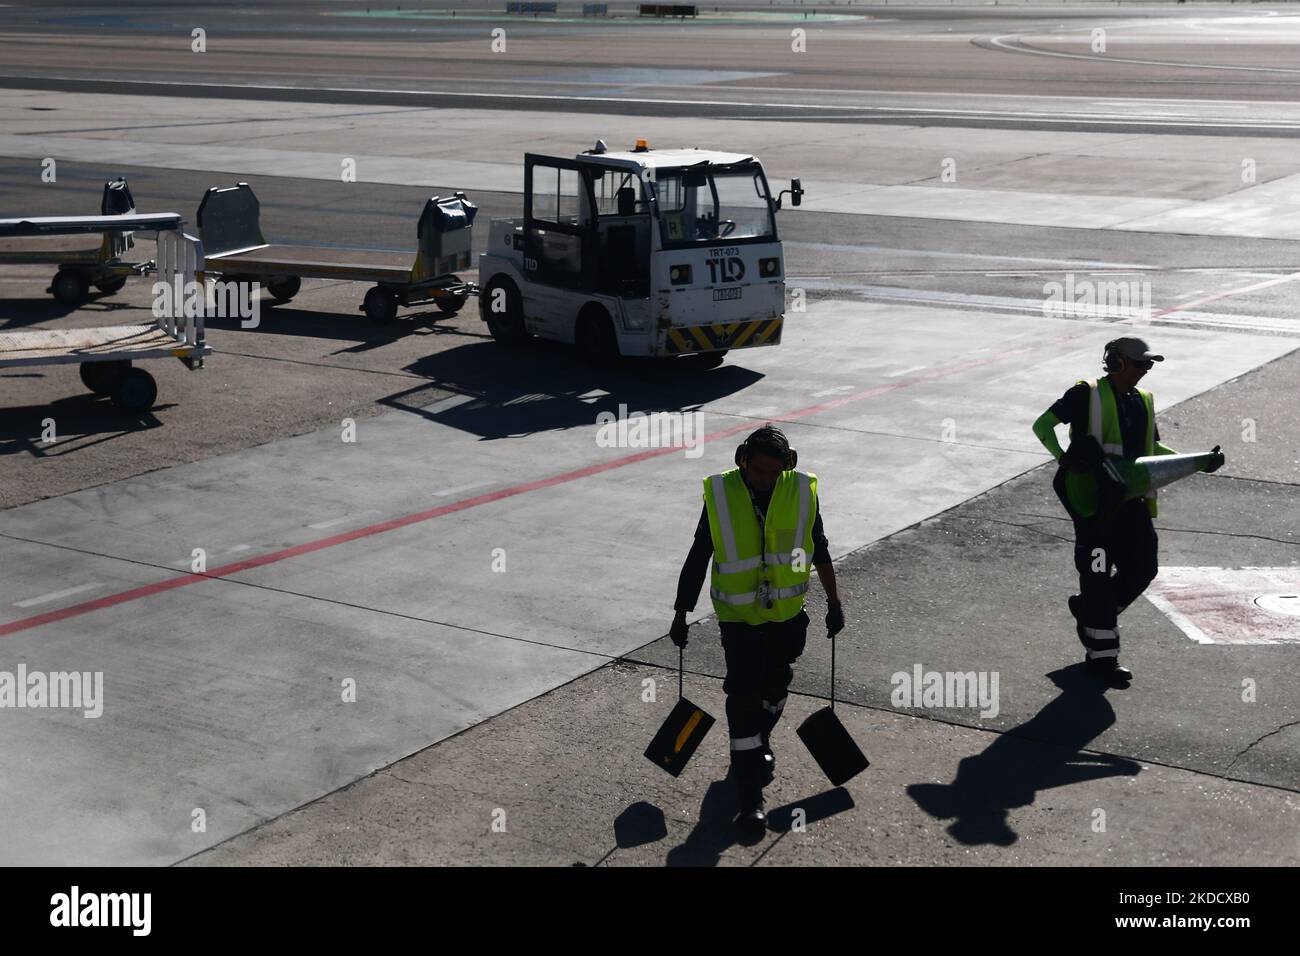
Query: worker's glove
[[1060, 435, 1104, 473], [669, 611, 689, 649], [825, 601, 845, 639], [1204, 444, 1226, 474]]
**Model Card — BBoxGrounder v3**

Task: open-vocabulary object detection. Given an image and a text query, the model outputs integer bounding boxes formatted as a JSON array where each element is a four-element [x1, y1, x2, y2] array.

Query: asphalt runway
[[0, 2, 1297, 866]]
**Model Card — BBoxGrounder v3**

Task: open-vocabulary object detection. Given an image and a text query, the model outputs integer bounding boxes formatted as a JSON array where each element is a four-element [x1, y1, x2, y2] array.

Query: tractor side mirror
[[776, 178, 804, 210]]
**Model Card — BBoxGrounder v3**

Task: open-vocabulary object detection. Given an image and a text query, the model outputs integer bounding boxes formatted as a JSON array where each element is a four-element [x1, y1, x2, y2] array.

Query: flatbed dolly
[[0, 216, 207, 413], [0, 177, 160, 306], [195, 183, 479, 324]]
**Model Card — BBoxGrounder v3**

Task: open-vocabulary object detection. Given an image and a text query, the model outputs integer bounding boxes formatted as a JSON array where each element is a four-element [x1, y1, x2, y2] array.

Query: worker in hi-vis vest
[[1032, 337, 1222, 685], [670, 424, 843, 833]]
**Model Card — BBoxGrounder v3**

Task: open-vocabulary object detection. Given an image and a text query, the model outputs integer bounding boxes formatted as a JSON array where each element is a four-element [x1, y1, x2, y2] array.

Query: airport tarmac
[[1, 2, 1297, 866]]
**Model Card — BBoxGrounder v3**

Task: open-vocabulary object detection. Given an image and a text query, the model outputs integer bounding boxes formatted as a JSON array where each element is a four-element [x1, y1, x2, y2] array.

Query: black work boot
[[738, 797, 767, 836], [1068, 595, 1087, 645], [760, 731, 775, 784], [1086, 656, 1133, 686], [733, 753, 767, 835]]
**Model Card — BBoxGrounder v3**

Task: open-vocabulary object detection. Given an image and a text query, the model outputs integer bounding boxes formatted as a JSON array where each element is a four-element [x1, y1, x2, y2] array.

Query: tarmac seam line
[[616, 654, 1300, 800], [1011, 511, 1299, 548], [169, 657, 647, 867], [0, 343, 1062, 638], [0, 529, 626, 662]]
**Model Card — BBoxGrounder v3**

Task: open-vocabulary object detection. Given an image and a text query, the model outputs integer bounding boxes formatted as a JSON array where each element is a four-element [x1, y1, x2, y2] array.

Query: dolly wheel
[[435, 292, 468, 315], [266, 275, 301, 303], [51, 270, 90, 306], [94, 275, 128, 295], [363, 287, 399, 324], [79, 359, 132, 395], [110, 368, 158, 413]]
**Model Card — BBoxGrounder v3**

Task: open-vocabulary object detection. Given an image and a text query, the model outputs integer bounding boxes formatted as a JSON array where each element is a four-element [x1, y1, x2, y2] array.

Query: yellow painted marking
[[688, 326, 713, 350], [754, 319, 782, 344], [667, 329, 689, 352], [675, 710, 703, 753], [729, 320, 761, 349]]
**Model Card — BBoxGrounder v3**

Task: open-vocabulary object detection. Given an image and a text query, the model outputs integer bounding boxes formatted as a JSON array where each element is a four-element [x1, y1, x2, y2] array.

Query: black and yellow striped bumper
[[663, 318, 782, 354]]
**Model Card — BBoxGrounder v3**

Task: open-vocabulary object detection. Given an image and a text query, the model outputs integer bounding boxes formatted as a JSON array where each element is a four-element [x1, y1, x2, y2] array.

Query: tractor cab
[[480, 139, 803, 362]]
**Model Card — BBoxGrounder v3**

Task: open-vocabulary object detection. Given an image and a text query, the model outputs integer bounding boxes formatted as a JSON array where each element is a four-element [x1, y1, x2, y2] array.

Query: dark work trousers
[[1071, 498, 1159, 660], [720, 609, 810, 805]]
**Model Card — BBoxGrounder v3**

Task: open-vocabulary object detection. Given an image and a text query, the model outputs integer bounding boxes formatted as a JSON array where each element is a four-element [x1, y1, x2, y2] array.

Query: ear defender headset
[[735, 424, 798, 471], [1103, 340, 1126, 373]]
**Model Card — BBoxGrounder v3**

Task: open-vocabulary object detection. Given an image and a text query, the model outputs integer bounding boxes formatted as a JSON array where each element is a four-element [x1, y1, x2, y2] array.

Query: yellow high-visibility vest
[[703, 468, 818, 625], [1064, 377, 1157, 518]]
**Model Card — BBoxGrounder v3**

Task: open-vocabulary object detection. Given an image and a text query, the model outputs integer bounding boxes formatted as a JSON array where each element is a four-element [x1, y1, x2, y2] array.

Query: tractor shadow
[[389, 339, 764, 440]]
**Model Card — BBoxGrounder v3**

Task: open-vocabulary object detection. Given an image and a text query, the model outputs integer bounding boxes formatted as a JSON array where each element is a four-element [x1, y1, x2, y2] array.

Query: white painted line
[[989, 33, 1300, 76], [885, 365, 928, 378], [1144, 591, 1216, 645], [9, 73, 1300, 132], [434, 481, 493, 497], [14, 582, 102, 608], [308, 516, 354, 530], [811, 385, 855, 397]]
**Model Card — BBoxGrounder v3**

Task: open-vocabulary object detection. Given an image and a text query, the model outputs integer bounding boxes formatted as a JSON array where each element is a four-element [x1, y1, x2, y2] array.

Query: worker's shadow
[[907, 664, 1141, 847], [661, 776, 853, 865], [664, 778, 753, 866]]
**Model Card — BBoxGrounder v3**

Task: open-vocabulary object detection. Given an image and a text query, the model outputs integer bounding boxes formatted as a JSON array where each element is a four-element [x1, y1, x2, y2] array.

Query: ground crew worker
[[1031, 337, 1222, 685], [670, 424, 844, 833]]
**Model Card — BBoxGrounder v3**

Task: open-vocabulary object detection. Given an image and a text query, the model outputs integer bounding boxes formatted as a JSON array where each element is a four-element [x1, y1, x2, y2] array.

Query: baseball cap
[[1105, 337, 1164, 363]]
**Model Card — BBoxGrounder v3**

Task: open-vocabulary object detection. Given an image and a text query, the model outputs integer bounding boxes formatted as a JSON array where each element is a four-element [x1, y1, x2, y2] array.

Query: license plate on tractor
[[712, 287, 742, 301]]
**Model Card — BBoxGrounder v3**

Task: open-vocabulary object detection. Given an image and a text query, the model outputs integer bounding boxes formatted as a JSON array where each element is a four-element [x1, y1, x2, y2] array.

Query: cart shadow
[[0, 295, 138, 327], [203, 305, 464, 348], [385, 340, 763, 440], [906, 664, 1142, 847], [0, 393, 165, 456]]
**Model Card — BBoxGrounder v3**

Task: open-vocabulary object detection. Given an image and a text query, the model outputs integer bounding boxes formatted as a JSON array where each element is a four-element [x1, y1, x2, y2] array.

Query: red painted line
[[1150, 271, 1300, 320], [0, 344, 1037, 638]]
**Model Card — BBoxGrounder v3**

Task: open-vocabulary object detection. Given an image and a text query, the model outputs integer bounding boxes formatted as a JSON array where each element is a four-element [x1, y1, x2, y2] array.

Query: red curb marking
[[0, 345, 1035, 638]]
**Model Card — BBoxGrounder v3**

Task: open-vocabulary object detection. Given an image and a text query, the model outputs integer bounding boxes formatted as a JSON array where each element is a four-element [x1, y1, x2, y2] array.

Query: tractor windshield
[[651, 163, 775, 248]]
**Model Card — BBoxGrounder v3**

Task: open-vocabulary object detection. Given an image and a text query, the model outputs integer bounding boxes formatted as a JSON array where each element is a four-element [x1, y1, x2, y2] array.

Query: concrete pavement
[[192, 345, 1300, 866]]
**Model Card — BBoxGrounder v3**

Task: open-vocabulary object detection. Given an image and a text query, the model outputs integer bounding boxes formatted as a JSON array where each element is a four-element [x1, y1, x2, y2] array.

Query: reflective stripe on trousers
[[1082, 625, 1120, 659]]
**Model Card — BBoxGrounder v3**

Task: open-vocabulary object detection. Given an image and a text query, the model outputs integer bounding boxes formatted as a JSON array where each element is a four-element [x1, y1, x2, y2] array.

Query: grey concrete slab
[[12, 91, 1300, 238], [188, 659, 1300, 866], [633, 464, 1300, 791], [1, 298, 1293, 864], [0, 575, 598, 865]]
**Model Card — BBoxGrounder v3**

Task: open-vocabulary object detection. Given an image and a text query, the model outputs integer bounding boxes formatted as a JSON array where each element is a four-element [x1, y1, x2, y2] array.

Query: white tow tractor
[[478, 139, 803, 367]]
